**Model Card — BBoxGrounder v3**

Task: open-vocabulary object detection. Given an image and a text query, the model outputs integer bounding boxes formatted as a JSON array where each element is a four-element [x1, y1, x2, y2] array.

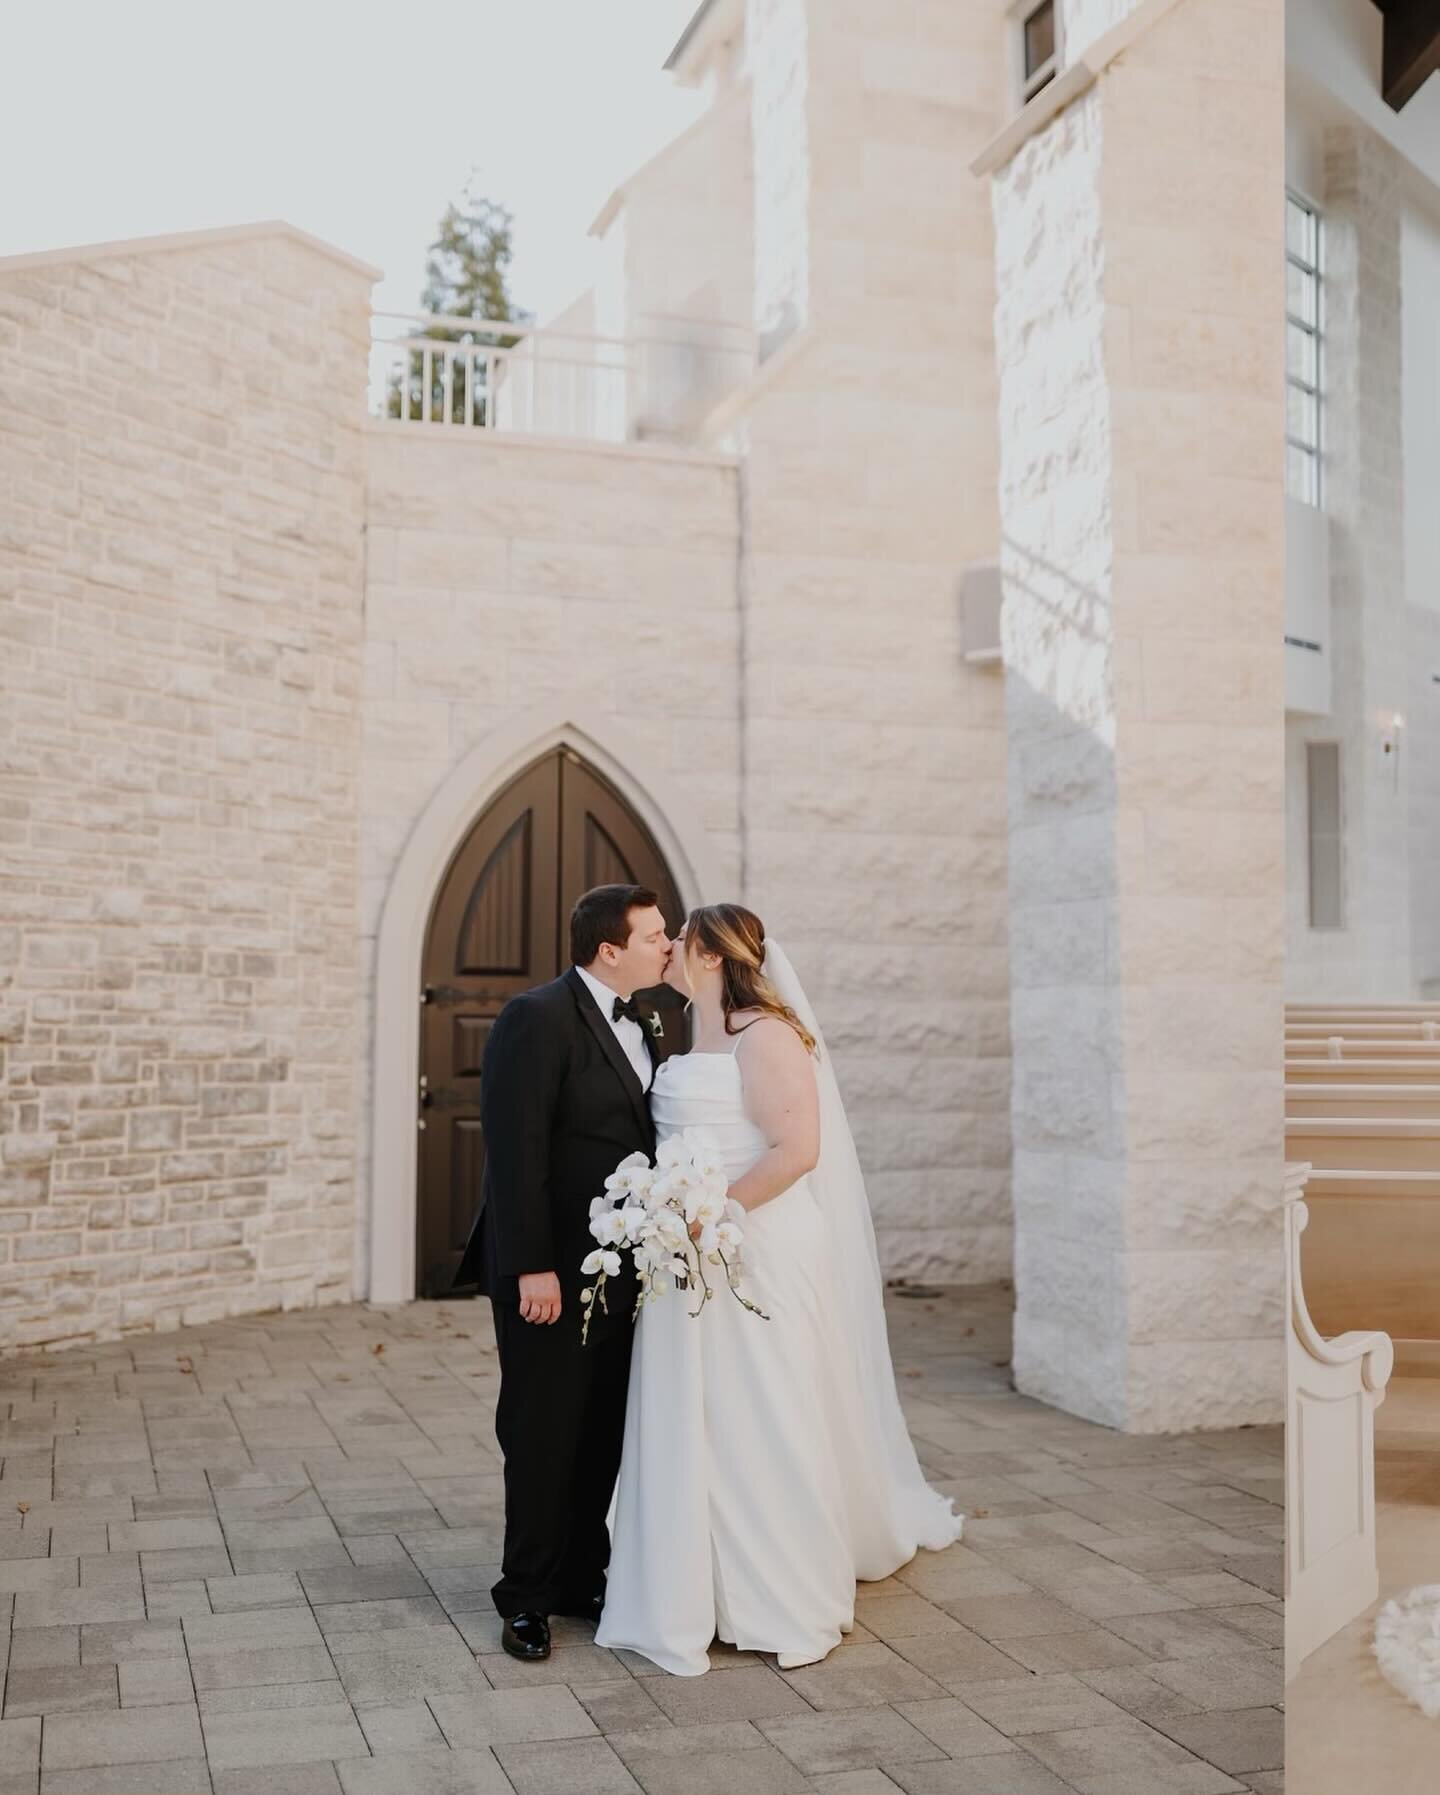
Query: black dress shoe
[[501, 1612, 551, 1660], [554, 1593, 604, 1624]]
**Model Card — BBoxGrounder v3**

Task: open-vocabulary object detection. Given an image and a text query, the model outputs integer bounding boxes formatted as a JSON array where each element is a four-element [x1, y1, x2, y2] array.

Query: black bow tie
[[612, 996, 642, 1025]]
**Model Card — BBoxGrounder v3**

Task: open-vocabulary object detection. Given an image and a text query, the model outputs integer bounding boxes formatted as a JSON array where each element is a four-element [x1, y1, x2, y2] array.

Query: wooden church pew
[[1287, 1057, 1440, 1083], [1287, 1002, 1440, 1017], [1288, 1004, 1440, 1370], [1287, 1022, 1440, 1042], [1285, 1117, 1440, 1172], [1284, 1039, 1440, 1060], [1296, 1169, 1440, 1345], [1285, 1083, 1440, 1119]]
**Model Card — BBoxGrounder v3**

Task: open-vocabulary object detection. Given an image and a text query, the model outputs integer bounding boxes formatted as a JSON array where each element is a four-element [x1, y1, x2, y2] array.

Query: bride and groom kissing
[[456, 883, 962, 1677]]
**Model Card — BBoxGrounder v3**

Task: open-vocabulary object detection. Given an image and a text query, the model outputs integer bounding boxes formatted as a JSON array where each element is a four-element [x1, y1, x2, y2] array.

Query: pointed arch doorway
[[416, 747, 685, 1296]]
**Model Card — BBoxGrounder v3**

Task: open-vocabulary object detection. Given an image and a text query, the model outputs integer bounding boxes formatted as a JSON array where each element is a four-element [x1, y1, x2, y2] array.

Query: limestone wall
[[748, 0, 811, 357], [993, 86, 1125, 1411], [594, 83, 754, 346], [584, 83, 754, 445], [358, 429, 743, 1276], [0, 226, 373, 1346], [1062, 0, 1142, 61], [736, 0, 1014, 1286], [1103, 0, 1286, 1429], [993, 0, 1287, 1430]]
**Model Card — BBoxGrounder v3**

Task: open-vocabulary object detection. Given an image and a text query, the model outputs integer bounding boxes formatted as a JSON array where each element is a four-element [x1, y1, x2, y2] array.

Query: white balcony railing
[[369, 311, 752, 447]]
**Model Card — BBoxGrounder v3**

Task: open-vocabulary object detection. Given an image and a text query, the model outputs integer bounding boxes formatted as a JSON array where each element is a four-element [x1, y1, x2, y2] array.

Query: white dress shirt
[[574, 963, 653, 1091]]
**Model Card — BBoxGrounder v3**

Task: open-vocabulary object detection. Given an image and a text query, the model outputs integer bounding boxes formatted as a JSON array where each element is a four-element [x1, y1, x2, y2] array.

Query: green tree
[[390, 174, 530, 424]]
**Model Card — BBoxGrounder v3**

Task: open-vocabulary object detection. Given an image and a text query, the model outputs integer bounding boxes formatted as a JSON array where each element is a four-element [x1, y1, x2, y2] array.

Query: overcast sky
[[1, 0, 708, 321]]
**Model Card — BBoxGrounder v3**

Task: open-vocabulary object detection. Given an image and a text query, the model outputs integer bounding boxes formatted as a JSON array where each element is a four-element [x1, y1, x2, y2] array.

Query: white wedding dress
[[596, 945, 962, 1676]]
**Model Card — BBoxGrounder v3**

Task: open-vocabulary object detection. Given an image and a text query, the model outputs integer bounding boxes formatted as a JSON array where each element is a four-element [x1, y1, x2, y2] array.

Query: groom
[[455, 884, 681, 1662]]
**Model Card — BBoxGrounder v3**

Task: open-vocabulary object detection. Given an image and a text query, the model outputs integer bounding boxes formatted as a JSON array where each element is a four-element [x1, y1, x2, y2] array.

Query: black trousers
[[489, 1300, 634, 1619]]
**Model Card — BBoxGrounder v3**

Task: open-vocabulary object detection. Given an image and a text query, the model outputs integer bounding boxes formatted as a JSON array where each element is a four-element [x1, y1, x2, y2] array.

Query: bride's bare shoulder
[[730, 1007, 783, 1038], [732, 1012, 808, 1058]]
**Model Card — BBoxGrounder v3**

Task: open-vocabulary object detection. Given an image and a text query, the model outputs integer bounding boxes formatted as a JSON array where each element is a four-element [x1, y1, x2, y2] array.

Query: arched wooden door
[[416, 749, 685, 1297]]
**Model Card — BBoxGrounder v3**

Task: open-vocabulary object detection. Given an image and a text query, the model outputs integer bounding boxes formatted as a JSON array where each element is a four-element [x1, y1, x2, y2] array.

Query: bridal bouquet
[[579, 1127, 769, 1345]]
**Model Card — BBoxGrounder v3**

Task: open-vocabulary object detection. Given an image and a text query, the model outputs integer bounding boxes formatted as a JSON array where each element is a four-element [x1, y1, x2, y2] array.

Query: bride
[[595, 903, 962, 1676]]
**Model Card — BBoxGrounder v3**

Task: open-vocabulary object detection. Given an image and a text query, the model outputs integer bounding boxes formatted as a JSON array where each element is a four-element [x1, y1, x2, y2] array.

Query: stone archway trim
[[365, 702, 720, 1304]]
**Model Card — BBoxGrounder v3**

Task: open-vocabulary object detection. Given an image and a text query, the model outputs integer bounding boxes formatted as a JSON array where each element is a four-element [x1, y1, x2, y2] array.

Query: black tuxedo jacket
[[454, 968, 686, 1336]]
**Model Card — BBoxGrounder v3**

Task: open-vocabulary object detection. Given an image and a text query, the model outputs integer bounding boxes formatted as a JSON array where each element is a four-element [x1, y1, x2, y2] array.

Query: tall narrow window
[[1020, 0, 1058, 101], [1307, 741, 1343, 929], [1286, 192, 1323, 507]]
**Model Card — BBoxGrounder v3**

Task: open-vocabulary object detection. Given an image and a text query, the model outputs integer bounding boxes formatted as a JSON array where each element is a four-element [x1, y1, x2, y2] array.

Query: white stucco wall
[[1404, 206, 1440, 622], [1284, 111, 1420, 999], [1283, 20, 1440, 1003], [1403, 201, 1440, 993], [1287, 0, 1440, 190]]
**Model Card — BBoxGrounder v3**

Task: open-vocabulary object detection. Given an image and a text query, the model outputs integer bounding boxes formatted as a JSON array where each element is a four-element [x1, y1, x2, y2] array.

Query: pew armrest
[[1288, 1191, 1394, 1393], [1285, 1162, 1393, 1676]]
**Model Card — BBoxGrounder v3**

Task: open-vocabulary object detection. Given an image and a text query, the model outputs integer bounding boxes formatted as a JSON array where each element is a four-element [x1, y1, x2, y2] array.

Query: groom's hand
[[517, 1271, 562, 1325]]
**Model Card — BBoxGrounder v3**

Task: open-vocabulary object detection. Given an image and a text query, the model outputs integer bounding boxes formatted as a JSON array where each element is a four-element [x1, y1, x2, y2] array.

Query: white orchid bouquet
[[579, 1127, 769, 1346]]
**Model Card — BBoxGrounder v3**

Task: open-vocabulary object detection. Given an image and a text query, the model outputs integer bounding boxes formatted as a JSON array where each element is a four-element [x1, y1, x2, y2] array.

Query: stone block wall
[[748, 0, 812, 357], [992, 0, 1287, 1430], [360, 431, 743, 927], [0, 226, 373, 1346], [358, 429, 742, 1277], [1103, 0, 1286, 1430], [993, 86, 1125, 1412], [587, 83, 755, 446], [595, 82, 754, 351], [737, 0, 1014, 1285]]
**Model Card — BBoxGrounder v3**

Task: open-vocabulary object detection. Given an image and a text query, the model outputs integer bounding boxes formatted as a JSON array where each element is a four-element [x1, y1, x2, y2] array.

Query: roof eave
[[0, 218, 384, 283]]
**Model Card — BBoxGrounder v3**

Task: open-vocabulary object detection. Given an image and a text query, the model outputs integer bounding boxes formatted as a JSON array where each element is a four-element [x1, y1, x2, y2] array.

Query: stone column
[[989, 0, 1287, 1429]]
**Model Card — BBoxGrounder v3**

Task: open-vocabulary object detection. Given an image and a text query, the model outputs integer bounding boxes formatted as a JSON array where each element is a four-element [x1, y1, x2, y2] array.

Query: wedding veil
[[762, 940, 963, 1560]]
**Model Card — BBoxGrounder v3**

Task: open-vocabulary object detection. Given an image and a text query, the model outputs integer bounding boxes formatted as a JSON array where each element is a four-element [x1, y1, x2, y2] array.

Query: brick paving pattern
[[0, 1287, 1282, 1793]]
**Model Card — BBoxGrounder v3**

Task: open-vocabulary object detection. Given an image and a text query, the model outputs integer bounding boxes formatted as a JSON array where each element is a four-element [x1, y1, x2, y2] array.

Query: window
[[1020, 0, 1059, 102], [1286, 192, 1323, 507], [1306, 741, 1343, 929]]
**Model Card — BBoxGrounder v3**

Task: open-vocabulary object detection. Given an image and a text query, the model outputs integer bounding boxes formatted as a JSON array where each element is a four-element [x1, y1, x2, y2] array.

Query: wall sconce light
[[1381, 711, 1404, 791]]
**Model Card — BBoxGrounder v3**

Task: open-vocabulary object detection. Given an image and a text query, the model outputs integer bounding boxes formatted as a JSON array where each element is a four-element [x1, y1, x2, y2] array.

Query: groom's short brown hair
[[571, 884, 660, 968]]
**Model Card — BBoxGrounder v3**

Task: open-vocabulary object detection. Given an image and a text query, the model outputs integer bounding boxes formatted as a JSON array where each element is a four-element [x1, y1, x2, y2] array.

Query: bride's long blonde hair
[[685, 904, 817, 1054]]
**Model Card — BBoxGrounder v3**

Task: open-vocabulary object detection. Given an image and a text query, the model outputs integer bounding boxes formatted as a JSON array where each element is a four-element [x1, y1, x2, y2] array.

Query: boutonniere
[[644, 1011, 665, 1040]]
